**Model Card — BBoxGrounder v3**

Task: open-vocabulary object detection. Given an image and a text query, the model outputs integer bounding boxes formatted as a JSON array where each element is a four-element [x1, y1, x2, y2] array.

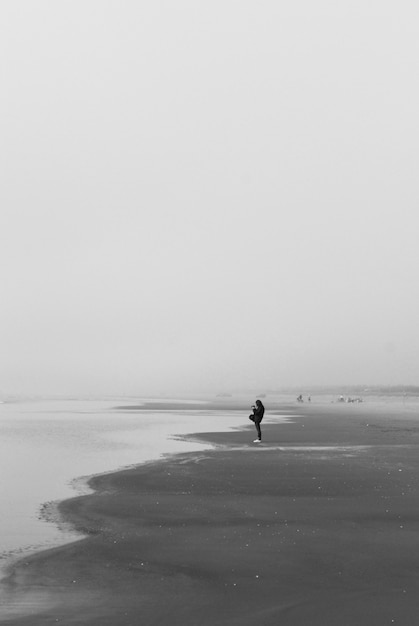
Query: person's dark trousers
[[249, 414, 262, 441]]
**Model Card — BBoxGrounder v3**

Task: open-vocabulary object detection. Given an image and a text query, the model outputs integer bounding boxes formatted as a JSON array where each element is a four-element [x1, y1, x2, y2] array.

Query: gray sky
[[1, 1, 419, 396]]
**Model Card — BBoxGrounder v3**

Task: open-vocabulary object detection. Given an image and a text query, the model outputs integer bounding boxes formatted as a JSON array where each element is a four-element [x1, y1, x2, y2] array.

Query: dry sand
[[2, 401, 419, 625]]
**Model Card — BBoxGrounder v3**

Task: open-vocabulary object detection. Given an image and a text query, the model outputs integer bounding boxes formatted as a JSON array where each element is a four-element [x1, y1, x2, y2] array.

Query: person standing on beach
[[249, 399, 265, 443]]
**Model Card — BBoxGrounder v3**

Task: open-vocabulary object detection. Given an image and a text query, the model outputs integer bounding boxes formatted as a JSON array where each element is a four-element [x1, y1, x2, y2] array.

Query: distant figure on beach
[[249, 399, 265, 443], [297, 394, 303, 402]]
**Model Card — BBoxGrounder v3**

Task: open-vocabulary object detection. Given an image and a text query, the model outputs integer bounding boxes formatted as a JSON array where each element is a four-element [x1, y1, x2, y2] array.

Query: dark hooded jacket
[[252, 401, 265, 422]]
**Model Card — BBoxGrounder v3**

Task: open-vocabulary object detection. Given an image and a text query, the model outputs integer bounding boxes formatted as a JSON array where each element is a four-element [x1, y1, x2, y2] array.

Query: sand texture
[[2, 402, 419, 625]]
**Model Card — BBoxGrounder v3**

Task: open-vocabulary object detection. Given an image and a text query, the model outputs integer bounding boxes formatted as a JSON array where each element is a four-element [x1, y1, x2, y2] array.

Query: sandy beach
[[2, 400, 419, 625]]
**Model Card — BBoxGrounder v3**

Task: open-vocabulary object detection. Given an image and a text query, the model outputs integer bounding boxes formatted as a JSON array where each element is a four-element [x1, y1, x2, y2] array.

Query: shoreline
[[2, 401, 419, 624], [0, 397, 262, 582]]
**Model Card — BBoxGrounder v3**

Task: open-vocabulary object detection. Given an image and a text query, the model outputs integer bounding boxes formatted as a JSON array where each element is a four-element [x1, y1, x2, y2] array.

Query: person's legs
[[255, 419, 262, 441]]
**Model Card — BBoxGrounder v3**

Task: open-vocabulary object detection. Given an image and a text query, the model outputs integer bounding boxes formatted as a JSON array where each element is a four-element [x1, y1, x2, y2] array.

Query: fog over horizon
[[1, 1, 419, 398]]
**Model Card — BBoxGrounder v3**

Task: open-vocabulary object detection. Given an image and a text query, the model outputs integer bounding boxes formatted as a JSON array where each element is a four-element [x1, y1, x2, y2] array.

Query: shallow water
[[0, 398, 248, 575]]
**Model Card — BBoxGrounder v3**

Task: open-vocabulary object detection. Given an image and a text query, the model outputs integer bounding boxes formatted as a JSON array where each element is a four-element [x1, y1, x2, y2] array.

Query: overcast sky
[[1, 1, 418, 397]]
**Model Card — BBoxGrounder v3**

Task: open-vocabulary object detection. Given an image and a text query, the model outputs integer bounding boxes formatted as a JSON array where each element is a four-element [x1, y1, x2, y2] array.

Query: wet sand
[[2, 401, 419, 625]]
